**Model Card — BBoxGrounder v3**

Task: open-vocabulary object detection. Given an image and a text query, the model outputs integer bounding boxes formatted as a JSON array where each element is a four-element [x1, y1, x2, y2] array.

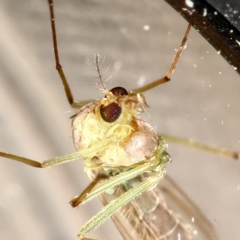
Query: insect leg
[[0, 151, 82, 168], [131, 24, 191, 94], [48, 0, 90, 108], [162, 134, 239, 160], [77, 165, 166, 239], [0, 152, 42, 168], [70, 160, 158, 207], [0, 132, 118, 167]]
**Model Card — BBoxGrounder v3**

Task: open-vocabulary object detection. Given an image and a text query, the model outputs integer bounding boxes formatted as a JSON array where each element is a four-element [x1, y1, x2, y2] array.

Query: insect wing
[[93, 173, 219, 240]]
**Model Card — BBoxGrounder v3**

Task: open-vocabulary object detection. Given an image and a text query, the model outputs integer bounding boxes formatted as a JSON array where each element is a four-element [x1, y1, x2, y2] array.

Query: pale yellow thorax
[[72, 91, 159, 169]]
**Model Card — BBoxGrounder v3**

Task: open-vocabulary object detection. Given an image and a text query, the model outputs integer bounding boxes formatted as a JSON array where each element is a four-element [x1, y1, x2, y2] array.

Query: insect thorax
[[72, 91, 165, 170]]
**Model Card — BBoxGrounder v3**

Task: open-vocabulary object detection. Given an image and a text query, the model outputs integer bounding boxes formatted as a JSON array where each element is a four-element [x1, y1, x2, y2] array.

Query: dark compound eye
[[109, 87, 128, 96], [100, 102, 122, 123]]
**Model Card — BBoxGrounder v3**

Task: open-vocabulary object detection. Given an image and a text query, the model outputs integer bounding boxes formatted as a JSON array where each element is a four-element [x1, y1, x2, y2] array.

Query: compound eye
[[100, 102, 122, 123], [109, 87, 128, 96]]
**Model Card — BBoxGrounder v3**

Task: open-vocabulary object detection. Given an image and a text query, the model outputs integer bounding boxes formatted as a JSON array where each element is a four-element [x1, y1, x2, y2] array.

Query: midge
[[1, 0, 239, 240]]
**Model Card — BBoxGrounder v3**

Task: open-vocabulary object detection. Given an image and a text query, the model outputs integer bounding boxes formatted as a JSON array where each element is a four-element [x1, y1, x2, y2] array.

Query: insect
[[0, 0, 240, 240]]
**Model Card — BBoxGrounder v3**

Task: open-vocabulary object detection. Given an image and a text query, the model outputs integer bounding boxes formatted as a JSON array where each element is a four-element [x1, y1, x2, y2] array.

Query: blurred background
[[0, 0, 240, 239]]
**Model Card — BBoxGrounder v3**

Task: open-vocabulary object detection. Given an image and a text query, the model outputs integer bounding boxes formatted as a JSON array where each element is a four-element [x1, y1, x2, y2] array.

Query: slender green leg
[[0, 136, 117, 168], [162, 134, 239, 160], [0, 151, 83, 168], [70, 159, 159, 207], [77, 166, 166, 239]]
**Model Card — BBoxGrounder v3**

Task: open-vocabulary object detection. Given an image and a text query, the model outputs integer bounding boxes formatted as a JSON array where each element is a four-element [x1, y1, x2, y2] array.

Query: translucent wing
[[88, 172, 219, 240]]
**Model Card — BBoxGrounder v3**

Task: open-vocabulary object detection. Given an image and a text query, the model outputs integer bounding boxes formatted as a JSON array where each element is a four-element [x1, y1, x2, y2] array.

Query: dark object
[[100, 102, 122, 123], [110, 87, 128, 96], [166, 0, 240, 75]]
